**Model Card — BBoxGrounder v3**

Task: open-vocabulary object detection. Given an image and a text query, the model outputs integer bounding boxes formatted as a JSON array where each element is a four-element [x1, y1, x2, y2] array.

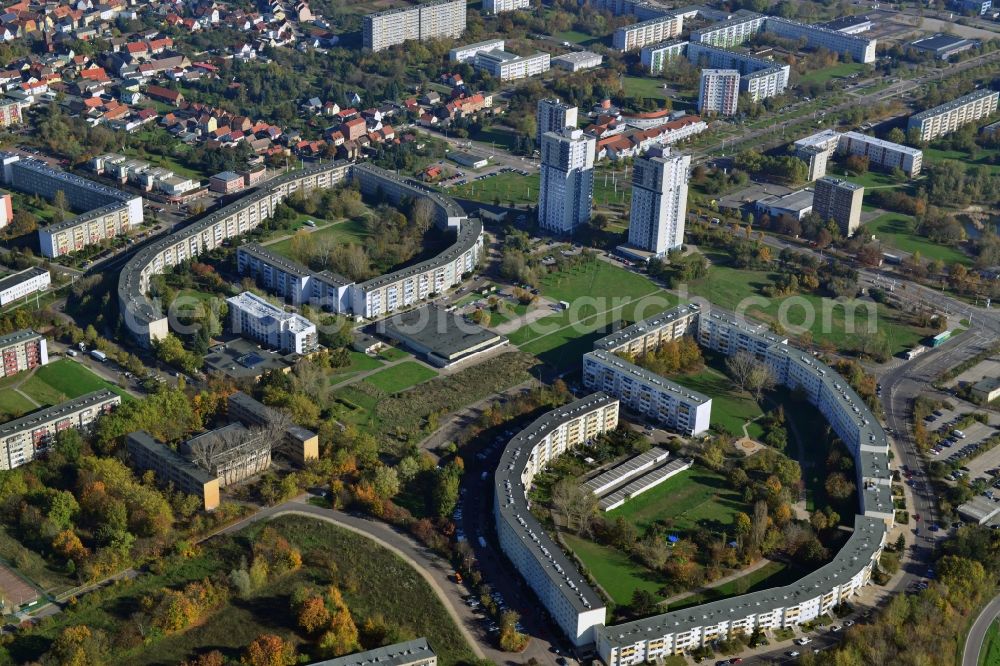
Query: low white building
[[449, 38, 505, 63], [226, 291, 318, 354], [551, 51, 603, 72], [474, 49, 550, 81], [0, 266, 50, 307]]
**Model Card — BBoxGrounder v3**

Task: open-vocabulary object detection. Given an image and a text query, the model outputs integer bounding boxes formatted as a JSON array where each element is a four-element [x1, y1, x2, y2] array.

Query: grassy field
[[18, 359, 128, 405], [509, 260, 676, 370], [835, 167, 911, 190], [979, 619, 1000, 666], [621, 76, 671, 101], [364, 361, 438, 394], [8, 515, 476, 666], [0, 390, 37, 419], [266, 218, 370, 258], [608, 467, 748, 536], [687, 253, 930, 355], [797, 62, 868, 85], [669, 364, 765, 438], [867, 212, 970, 265], [562, 533, 668, 605], [666, 560, 804, 611], [925, 145, 1000, 175], [447, 166, 631, 207], [328, 351, 385, 384]]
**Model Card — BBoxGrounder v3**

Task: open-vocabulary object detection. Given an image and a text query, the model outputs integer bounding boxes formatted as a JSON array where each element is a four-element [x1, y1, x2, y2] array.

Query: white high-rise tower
[[536, 98, 578, 147], [538, 128, 595, 235], [627, 147, 690, 255]]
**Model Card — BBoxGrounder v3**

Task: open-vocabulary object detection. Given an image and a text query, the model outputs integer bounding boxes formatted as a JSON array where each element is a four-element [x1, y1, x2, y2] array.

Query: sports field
[[669, 364, 765, 438], [798, 62, 868, 85], [0, 359, 127, 419], [608, 467, 748, 535], [365, 361, 438, 394]]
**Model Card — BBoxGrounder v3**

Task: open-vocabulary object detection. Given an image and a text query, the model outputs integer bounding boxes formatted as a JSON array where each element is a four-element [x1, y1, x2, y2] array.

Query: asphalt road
[[964, 592, 1000, 666]]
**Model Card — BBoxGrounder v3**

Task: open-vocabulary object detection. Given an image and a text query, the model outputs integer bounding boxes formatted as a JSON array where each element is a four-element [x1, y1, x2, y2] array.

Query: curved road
[[964, 593, 1000, 666], [212, 497, 562, 665]]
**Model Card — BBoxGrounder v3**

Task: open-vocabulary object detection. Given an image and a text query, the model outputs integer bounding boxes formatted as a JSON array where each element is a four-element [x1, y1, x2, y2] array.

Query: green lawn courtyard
[[669, 364, 765, 438], [265, 218, 370, 258], [364, 361, 438, 394], [608, 467, 748, 536], [563, 533, 667, 605], [447, 165, 631, 208], [866, 212, 971, 265]]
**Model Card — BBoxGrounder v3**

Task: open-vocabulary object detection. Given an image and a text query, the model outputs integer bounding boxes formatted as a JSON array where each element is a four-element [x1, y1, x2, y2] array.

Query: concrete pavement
[[964, 592, 1000, 666]]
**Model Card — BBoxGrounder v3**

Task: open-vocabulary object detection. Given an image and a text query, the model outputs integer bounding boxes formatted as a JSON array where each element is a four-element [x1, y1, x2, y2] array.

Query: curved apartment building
[[118, 162, 483, 345], [494, 303, 893, 663]]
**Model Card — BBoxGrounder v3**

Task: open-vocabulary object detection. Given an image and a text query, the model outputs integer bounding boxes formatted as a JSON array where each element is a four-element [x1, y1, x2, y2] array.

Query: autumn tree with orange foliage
[[242, 633, 297, 666]]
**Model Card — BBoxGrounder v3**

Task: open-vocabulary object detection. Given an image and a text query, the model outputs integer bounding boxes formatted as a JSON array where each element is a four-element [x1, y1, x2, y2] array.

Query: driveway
[[964, 593, 1000, 666]]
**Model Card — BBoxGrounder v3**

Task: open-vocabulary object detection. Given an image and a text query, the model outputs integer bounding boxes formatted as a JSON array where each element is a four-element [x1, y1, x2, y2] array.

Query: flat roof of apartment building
[[126, 430, 217, 485], [910, 88, 999, 121], [593, 303, 701, 351], [600, 515, 886, 647], [0, 389, 118, 437], [0, 266, 48, 292], [305, 638, 435, 666], [0, 328, 42, 348], [586, 349, 712, 406], [495, 393, 615, 614]]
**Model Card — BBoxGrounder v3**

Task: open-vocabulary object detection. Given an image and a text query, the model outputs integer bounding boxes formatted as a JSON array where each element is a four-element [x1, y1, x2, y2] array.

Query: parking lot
[[924, 408, 999, 483]]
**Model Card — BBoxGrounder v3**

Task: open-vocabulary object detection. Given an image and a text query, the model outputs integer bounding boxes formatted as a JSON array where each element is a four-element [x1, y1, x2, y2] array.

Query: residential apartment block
[[227, 291, 318, 355], [449, 38, 505, 63], [764, 17, 876, 63], [0, 329, 48, 379], [597, 516, 885, 663], [363, 0, 466, 52], [180, 422, 271, 487], [538, 128, 595, 234], [120, 162, 482, 344], [0, 266, 50, 307], [583, 349, 712, 436], [227, 391, 319, 464], [536, 98, 579, 146], [127, 431, 221, 511], [698, 69, 740, 115], [305, 639, 437, 666], [690, 13, 766, 47], [689, 13, 876, 62], [483, 0, 531, 14], [0, 100, 21, 127], [838, 131, 923, 177], [687, 43, 789, 102], [613, 14, 683, 52], [813, 176, 863, 237], [494, 394, 617, 646], [0, 390, 120, 470], [474, 49, 550, 81], [0, 191, 10, 228], [237, 243, 351, 311], [907, 89, 1000, 142], [641, 39, 688, 74], [0, 152, 144, 258], [794, 129, 922, 179], [627, 147, 690, 255]]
